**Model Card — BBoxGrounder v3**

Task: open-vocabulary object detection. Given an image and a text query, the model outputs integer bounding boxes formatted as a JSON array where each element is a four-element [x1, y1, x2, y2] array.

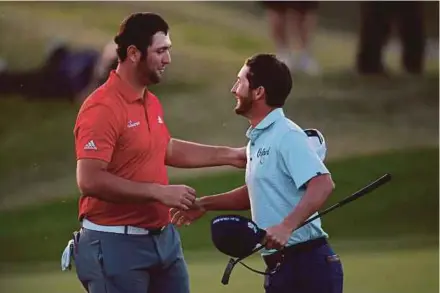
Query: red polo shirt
[[74, 71, 171, 228]]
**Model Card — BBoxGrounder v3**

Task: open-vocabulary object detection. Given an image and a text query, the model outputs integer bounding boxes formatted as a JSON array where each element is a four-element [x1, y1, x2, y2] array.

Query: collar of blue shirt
[[246, 108, 285, 139]]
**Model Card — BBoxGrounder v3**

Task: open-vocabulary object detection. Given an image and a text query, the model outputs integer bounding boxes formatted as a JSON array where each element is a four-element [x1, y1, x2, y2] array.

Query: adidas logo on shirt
[[84, 140, 97, 150]]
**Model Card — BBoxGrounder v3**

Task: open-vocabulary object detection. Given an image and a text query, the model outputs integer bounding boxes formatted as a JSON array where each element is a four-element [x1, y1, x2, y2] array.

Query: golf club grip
[[221, 258, 236, 285], [301, 173, 391, 227]]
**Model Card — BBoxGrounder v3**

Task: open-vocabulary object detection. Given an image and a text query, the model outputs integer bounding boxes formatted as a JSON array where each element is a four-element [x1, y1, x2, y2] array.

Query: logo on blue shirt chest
[[256, 147, 271, 164]]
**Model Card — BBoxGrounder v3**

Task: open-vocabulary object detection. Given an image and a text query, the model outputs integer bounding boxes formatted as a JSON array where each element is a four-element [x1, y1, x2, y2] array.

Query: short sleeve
[[279, 130, 330, 189], [74, 103, 121, 163]]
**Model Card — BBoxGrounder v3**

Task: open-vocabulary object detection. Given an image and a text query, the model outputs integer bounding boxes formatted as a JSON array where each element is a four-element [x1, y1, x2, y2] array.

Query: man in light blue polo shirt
[[245, 109, 329, 254], [171, 54, 343, 293]]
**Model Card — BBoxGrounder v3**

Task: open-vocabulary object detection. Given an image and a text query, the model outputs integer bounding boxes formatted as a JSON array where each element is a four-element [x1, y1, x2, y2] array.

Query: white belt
[[82, 218, 165, 235]]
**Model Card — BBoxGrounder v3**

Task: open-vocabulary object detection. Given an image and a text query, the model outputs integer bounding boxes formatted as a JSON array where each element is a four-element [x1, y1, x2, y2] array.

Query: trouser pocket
[[75, 233, 106, 282], [325, 254, 344, 293]]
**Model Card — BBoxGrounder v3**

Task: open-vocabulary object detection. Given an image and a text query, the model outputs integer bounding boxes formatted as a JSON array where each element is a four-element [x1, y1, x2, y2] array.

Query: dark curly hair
[[245, 54, 292, 107], [114, 12, 169, 61]]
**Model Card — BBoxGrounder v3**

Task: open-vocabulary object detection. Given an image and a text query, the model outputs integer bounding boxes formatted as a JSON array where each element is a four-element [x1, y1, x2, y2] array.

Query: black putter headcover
[[210, 214, 266, 258]]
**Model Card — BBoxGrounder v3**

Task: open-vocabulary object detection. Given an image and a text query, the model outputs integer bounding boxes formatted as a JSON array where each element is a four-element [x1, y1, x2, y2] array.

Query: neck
[[248, 107, 275, 128], [116, 63, 147, 97]]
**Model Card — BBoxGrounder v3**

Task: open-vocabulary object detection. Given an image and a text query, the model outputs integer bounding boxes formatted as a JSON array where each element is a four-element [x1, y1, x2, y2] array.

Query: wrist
[[197, 196, 209, 211], [281, 218, 297, 233], [147, 183, 165, 202], [218, 146, 233, 165]]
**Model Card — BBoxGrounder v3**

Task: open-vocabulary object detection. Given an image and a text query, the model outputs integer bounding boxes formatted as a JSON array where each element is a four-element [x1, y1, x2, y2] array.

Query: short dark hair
[[114, 12, 169, 61], [245, 54, 292, 108]]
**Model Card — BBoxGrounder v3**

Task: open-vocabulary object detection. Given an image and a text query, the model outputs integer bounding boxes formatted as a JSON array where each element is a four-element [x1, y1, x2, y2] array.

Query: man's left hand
[[229, 147, 247, 168], [263, 223, 293, 250]]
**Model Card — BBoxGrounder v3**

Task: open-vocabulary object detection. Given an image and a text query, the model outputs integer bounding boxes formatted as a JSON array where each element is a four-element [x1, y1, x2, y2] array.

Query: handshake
[[156, 184, 206, 226], [149, 182, 205, 226], [158, 184, 198, 211], [170, 196, 206, 227]]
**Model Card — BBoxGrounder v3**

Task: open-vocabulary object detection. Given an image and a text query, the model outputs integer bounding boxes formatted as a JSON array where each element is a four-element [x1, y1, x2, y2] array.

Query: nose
[[163, 51, 171, 64], [231, 82, 238, 94]]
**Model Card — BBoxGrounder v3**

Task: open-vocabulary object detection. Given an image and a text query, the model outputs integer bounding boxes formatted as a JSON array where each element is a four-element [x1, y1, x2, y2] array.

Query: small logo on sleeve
[[84, 140, 97, 150]]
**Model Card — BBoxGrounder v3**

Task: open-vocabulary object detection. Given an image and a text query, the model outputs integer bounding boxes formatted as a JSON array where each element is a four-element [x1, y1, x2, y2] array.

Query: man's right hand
[[170, 199, 206, 227], [160, 185, 196, 210]]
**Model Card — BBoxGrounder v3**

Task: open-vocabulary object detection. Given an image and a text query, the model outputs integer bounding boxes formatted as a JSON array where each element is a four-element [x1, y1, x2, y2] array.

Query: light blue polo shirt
[[245, 108, 330, 255]]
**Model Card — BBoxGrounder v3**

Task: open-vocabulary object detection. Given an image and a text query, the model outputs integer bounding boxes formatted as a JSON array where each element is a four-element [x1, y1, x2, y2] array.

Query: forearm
[[78, 169, 162, 203], [166, 138, 234, 168], [199, 185, 250, 211], [282, 175, 334, 230]]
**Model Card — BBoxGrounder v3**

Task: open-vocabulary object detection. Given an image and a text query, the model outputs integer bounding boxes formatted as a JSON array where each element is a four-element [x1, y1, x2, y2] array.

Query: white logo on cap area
[[157, 116, 163, 124], [213, 216, 240, 224], [247, 222, 258, 234]]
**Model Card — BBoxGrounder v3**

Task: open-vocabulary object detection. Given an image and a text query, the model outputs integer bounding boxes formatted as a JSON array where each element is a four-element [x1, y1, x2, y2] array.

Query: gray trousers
[[74, 224, 189, 293]]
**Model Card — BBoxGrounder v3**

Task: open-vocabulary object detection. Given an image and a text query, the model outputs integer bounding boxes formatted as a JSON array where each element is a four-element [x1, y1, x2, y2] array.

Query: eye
[[157, 46, 171, 54]]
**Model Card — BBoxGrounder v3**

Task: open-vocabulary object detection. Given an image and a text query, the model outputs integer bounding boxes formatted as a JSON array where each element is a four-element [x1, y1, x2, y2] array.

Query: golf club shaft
[[298, 173, 391, 228]]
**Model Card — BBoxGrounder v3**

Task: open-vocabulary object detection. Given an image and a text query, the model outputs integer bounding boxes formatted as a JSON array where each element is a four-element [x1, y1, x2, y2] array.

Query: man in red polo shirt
[[70, 13, 245, 293]]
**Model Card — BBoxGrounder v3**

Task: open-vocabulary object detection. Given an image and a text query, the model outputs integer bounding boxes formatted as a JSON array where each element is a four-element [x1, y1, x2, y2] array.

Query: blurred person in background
[[75, 41, 118, 103], [356, 1, 425, 75], [261, 1, 320, 75], [0, 39, 118, 103]]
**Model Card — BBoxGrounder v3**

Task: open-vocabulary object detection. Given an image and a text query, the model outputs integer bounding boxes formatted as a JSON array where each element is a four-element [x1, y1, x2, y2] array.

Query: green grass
[[0, 247, 438, 293], [0, 148, 437, 264]]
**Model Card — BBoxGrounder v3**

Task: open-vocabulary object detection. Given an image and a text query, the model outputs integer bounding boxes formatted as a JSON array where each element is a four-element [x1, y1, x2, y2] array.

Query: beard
[[234, 92, 253, 115], [147, 69, 161, 85], [137, 62, 161, 86]]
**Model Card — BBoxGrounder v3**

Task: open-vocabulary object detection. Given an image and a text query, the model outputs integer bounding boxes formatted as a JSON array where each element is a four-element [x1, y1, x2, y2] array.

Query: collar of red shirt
[[108, 70, 146, 103]]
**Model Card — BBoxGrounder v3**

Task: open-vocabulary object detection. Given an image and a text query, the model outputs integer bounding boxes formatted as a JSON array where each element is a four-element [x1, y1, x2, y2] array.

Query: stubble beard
[[137, 62, 161, 87], [234, 93, 253, 116]]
